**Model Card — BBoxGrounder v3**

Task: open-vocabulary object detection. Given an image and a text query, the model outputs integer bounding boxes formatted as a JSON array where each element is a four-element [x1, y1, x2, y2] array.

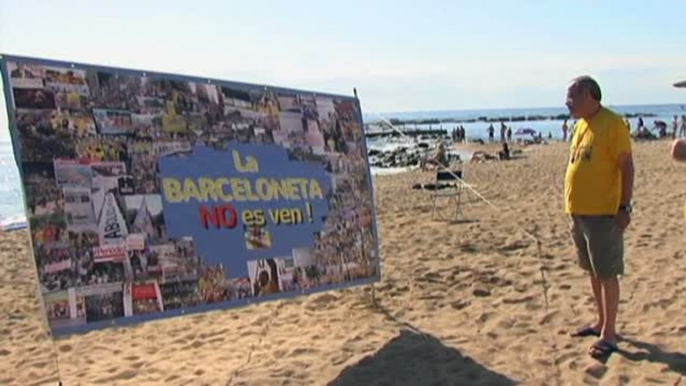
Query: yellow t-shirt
[[564, 107, 631, 215]]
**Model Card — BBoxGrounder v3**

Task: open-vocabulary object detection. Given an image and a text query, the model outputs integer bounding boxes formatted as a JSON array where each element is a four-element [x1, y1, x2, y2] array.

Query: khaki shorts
[[570, 215, 624, 279]]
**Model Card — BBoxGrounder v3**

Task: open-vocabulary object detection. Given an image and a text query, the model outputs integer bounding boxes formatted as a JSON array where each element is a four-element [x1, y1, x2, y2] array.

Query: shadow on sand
[[328, 329, 517, 386], [618, 336, 686, 375]]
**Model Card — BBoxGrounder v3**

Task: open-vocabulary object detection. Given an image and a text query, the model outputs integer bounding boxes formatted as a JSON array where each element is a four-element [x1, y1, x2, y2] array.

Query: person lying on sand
[[469, 143, 512, 163], [631, 126, 657, 140], [469, 151, 497, 163]]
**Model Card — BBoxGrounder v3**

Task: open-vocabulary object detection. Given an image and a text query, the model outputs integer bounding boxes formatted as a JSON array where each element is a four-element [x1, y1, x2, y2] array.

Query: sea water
[[0, 103, 683, 225]]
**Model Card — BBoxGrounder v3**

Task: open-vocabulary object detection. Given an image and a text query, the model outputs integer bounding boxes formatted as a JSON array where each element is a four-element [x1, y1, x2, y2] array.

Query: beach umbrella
[[673, 80, 686, 88], [514, 128, 536, 136]]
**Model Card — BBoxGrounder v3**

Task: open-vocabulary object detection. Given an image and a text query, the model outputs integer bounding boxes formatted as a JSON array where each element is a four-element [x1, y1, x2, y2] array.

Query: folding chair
[[431, 169, 465, 221]]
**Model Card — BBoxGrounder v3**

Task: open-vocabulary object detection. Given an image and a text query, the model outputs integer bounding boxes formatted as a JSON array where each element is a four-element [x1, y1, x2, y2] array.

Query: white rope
[[370, 111, 541, 244], [368, 109, 561, 384], [368, 110, 554, 314]]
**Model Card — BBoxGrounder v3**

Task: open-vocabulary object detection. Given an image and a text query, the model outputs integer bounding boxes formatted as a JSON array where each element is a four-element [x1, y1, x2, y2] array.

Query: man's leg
[[599, 275, 620, 341], [590, 274, 604, 331], [569, 216, 602, 336], [586, 216, 623, 356]]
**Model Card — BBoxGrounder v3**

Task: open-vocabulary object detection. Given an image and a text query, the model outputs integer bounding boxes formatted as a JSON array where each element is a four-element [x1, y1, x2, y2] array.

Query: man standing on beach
[[564, 76, 634, 359]]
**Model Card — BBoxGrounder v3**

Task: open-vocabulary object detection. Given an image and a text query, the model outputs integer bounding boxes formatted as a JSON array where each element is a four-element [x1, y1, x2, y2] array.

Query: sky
[[1, 0, 685, 139]]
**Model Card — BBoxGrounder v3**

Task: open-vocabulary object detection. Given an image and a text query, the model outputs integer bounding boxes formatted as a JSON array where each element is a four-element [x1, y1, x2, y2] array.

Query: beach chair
[[431, 169, 465, 222]]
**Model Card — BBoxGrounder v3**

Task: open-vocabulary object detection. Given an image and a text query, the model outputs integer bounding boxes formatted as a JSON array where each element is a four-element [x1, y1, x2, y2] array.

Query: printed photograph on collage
[[4, 58, 379, 333]]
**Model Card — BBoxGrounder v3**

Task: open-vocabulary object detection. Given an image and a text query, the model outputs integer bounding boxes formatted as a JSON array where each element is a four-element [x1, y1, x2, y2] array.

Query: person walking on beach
[[670, 138, 686, 221], [562, 118, 569, 141], [670, 137, 686, 161], [487, 124, 495, 142], [565, 76, 634, 359]]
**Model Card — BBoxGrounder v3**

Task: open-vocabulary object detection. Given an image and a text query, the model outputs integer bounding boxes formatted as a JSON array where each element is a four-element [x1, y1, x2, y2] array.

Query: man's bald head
[[566, 76, 603, 119], [570, 76, 602, 102]]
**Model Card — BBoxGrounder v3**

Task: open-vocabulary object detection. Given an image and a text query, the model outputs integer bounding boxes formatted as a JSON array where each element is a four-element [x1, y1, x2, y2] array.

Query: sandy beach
[[1, 140, 685, 385]]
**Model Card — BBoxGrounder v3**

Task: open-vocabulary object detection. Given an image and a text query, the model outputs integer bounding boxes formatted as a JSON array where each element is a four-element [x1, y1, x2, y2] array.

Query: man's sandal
[[570, 326, 601, 338], [589, 339, 618, 358]]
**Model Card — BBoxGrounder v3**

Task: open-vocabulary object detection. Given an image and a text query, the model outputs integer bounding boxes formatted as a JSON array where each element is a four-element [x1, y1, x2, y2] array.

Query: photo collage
[[2, 58, 380, 333]]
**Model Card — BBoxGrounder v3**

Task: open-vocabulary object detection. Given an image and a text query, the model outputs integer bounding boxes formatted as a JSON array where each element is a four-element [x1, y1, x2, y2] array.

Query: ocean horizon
[[364, 103, 685, 123], [363, 103, 685, 161], [1, 102, 684, 223]]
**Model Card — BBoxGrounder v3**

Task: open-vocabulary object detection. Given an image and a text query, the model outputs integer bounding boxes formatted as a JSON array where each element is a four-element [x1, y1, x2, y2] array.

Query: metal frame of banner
[[354, 87, 378, 308], [352, 87, 380, 309]]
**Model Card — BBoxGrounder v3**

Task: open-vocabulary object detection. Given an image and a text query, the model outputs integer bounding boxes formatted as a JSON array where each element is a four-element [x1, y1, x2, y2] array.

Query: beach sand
[[1, 141, 685, 385]]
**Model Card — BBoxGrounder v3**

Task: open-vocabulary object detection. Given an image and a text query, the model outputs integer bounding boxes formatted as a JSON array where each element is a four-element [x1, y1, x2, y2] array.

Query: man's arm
[[618, 153, 634, 206]]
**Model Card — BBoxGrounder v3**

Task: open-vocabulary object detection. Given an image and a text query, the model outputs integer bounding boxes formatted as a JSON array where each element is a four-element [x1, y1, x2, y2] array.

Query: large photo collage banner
[[0, 55, 380, 336]]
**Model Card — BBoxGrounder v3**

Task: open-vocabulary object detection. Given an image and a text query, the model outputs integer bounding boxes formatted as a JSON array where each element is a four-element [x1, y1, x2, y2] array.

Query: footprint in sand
[[473, 288, 491, 297], [584, 363, 608, 380], [502, 295, 533, 304], [498, 241, 529, 252], [538, 311, 559, 325], [163, 375, 181, 383], [450, 300, 471, 310], [187, 340, 204, 350], [130, 361, 146, 369], [460, 244, 479, 253], [272, 349, 288, 359], [477, 311, 496, 323], [496, 318, 514, 329], [290, 347, 319, 357], [172, 337, 189, 345], [481, 276, 513, 287], [554, 351, 578, 366], [552, 263, 568, 271]]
